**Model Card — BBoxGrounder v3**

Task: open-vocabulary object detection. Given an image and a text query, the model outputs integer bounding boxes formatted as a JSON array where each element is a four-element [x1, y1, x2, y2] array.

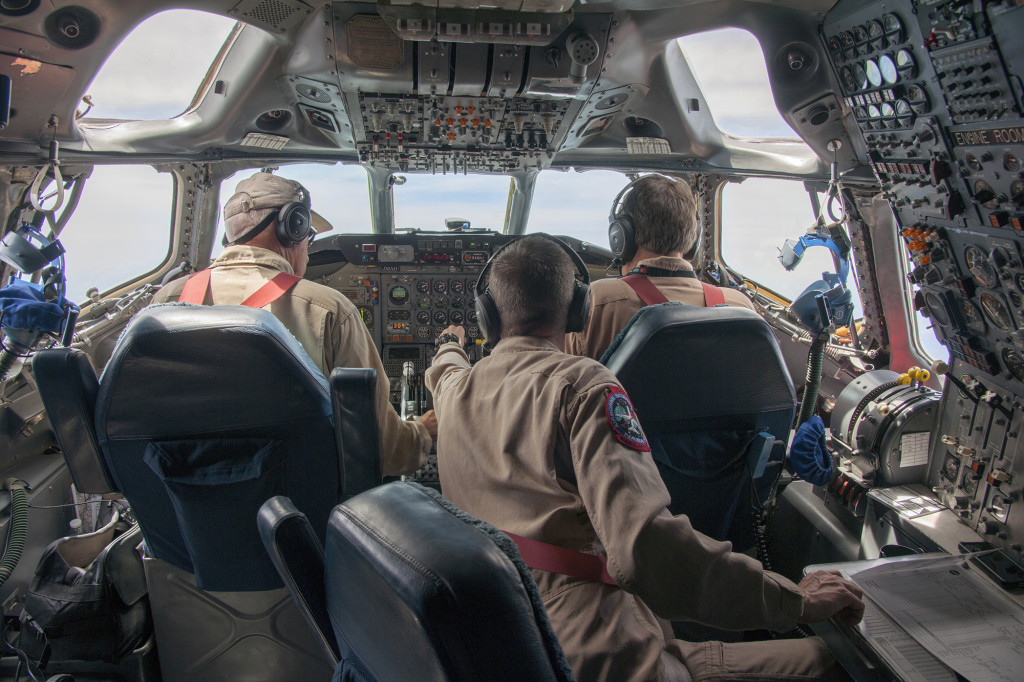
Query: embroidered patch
[[605, 387, 650, 452]]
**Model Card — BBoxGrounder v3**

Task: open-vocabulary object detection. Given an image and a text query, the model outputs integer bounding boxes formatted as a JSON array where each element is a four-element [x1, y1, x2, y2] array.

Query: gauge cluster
[[826, 0, 1024, 384]]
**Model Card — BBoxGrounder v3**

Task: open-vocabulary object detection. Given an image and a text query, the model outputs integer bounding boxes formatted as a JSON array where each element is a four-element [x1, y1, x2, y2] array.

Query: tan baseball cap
[[223, 172, 333, 242]]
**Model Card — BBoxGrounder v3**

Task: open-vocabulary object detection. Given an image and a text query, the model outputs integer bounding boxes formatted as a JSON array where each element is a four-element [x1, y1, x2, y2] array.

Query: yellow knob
[[915, 369, 930, 382], [896, 373, 912, 385]]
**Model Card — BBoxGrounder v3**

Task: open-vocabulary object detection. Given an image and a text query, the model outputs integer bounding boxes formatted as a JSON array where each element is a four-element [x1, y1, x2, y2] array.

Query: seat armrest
[[257, 496, 339, 664], [330, 368, 382, 501], [31, 348, 117, 494]]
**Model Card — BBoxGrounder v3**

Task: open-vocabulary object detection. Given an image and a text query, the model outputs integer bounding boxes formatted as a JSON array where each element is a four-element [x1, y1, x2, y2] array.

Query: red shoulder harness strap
[[178, 270, 301, 308], [621, 273, 725, 307], [504, 532, 617, 586]]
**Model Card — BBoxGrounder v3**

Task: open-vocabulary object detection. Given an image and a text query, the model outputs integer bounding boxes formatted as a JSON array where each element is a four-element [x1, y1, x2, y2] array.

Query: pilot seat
[[601, 302, 797, 552], [33, 303, 385, 682]]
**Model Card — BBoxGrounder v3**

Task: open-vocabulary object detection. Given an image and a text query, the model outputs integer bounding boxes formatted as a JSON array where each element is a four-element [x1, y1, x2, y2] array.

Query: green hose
[[798, 335, 827, 425], [0, 478, 29, 587]]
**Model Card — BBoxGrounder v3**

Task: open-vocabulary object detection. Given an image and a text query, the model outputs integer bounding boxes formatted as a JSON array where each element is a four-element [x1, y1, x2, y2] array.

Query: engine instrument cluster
[[825, 0, 1024, 560]]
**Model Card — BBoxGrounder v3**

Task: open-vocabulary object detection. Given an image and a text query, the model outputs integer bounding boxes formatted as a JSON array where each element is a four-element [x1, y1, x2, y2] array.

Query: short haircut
[[619, 175, 698, 255], [225, 207, 275, 244], [489, 235, 574, 337]]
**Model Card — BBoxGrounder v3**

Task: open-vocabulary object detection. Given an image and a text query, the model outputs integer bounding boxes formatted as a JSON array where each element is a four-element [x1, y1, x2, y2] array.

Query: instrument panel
[[825, 0, 1024, 561]]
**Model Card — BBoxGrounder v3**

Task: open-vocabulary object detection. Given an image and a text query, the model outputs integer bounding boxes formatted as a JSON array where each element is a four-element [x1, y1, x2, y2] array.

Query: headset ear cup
[[474, 289, 501, 344], [565, 281, 591, 333], [608, 216, 637, 262], [276, 202, 311, 247]]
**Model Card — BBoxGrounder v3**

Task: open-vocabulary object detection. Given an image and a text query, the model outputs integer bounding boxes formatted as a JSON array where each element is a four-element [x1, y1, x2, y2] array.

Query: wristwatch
[[436, 332, 461, 347]]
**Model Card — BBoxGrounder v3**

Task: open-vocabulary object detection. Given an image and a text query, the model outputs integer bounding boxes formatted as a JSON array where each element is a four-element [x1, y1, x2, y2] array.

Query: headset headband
[[476, 233, 591, 293]]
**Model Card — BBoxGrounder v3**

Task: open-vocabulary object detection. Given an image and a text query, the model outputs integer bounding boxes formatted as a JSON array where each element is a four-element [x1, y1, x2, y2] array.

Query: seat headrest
[[97, 304, 329, 438], [327, 482, 573, 682], [602, 302, 796, 424]]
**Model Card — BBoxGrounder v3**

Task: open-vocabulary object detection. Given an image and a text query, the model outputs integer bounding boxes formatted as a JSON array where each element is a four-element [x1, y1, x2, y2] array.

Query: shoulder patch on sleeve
[[605, 387, 650, 452]]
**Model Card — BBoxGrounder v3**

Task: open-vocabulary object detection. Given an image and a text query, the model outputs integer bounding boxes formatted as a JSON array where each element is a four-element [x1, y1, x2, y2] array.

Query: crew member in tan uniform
[[568, 174, 755, 360], [152, 172, 435, 475], [426, 235, 862, 681]]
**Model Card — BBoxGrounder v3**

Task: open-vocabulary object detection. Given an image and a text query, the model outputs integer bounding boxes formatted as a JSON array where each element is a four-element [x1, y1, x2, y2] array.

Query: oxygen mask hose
[[798, 334, 828, 425], [0, 478, 29, 587]]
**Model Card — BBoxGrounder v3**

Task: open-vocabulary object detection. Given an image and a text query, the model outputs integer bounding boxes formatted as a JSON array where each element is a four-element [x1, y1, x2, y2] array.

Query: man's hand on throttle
[[798, 570, 865, 627], [417, 409, 438, 440]]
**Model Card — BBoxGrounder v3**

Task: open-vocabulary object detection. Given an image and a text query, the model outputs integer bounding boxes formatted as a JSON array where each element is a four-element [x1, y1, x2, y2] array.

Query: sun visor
[[310, 210, 333, 234]]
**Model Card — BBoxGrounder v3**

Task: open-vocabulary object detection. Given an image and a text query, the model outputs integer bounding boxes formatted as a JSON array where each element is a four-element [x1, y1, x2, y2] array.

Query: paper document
[[852, 554, 1024, 682], [866, 485, 943, 519]]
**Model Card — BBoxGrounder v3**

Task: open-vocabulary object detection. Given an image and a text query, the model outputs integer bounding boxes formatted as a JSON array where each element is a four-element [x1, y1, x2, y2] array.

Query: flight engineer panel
[[824, 0, 1024, 559]]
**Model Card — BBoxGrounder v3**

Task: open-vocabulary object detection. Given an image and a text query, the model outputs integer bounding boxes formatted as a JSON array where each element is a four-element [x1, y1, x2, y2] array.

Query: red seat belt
[[178, 270, 301, 308], [504, 532, 617, 586], [621, 273, 726, 307]]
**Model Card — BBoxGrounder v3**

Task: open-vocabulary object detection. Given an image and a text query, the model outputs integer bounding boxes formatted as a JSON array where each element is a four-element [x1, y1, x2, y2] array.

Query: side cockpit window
[[58, 166, 174, 303], [719, 177, 863, 315]]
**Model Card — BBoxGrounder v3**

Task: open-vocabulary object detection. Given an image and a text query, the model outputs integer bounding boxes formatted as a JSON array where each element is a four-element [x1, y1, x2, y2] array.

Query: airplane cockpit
[[2, 0, 1024, 679]]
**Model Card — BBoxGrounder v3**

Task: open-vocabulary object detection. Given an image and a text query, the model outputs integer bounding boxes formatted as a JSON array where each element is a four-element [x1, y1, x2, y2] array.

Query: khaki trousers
[[662, 636, 844, 681]]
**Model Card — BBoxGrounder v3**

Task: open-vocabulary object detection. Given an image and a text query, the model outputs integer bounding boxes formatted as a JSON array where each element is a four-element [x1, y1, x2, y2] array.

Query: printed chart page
[[851, 554, 1024, 682]]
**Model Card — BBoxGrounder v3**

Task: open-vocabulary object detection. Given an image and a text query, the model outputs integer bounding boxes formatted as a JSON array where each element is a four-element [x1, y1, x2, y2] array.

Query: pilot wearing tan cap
[[152, 171, 436, 475]]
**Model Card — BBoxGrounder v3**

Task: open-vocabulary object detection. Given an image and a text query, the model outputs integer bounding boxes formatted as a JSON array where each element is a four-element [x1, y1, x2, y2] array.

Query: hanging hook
[[29, 116, 65, 216]]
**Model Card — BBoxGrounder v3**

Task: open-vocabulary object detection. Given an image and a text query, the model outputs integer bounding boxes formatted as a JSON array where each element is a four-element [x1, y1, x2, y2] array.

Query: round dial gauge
[[880, 101, 896, 119], [942, 454, 960, 482], [432, 310, 448, 325], [1004, 153, 1019, 172], [450, 280, 465, 294], [1002, 347, 1024, 382], [879, 54, 898, 84], [1009, 289, 1024, 310], [895, 49, 916, 78], [895, 99, 914, 126], [854, 106, 869, 120], [883, 14, 905, 42], [449, 310, 464, 325], [981, 291, 1014, 331], [416, 280, 430, 293], [867, 20, 886, 50], [865, 59, 883, 87], [433, 295, 448, 308], [965, 245, 999, 288], [388, 285, 409, 305], [828, 36, 843, 56], [416, 310, 430, 324], [415, 327, 431, 340], [357, 306, 373, 329], [854, 63, 869, 91], [450, 296, 465, 309], [1011, 180, 1024, 206], [1016, 273, 1024, 295], [839, 31, 855, 49], [924, 291, 950, 326], [840, 66, 856, 92], [960, 298, 987, 335], [991, 245, 1017, 270], [867, 104, 881, 118], [466, 310, 478, 324], [432, 280, 448, 294], [905, 84, 929, 114], [974, 179, 997, 207], [853, 25, 869, 46], [416, 295, 432, 308]]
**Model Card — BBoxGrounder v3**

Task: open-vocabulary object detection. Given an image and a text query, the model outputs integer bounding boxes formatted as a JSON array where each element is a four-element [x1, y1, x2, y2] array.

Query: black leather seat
[[602, 302, 796, 550], [259, 482, 576, 682], [33, 303, 385, 681]]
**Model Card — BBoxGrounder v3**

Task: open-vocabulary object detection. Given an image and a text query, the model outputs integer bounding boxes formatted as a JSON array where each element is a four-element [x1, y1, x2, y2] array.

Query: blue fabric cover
[[788, 415, 833, 486], [0, 281, 69, 331]]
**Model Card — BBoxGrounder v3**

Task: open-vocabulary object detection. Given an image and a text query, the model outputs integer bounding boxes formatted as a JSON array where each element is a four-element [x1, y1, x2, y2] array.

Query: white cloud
[[83, 10, 237, 120], [678, 29, 798, 138]]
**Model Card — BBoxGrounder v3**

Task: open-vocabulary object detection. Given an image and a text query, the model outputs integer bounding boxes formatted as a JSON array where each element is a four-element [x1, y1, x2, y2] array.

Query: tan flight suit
[[152, 245, 430, 475], [426, 338, 833, 681], [567, 256, 756, 360]]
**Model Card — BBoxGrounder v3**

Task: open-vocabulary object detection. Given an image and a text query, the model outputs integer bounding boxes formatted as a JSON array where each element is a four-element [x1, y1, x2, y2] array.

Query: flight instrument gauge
[[924, 291, 950, 326], [853, 25, 869, 47], [867, 20, 885, 50], [416, 280, 430, 293], [1015, 273, 1024, 296], [416, 310, 430, 324], [965, 246, 999, 289], [434, 295, 448, 308], [905, 84, 929, 114], [1002, 347, 1024, 382], [389, 285, 409, 305], [451, 280, 465, 294], [357, 306, 373, 329], [866, 59, 883, 88], [895, 49, 916, 79], [959, 298, 987, 335], [433, 280, 448, 294], [883, 14, 904, 42], [879, 55, 898, 84], [980, 292, 1014, 331], [840, 66, 856, 92]]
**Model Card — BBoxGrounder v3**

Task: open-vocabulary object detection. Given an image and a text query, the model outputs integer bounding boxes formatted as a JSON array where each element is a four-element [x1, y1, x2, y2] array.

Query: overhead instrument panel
[[825, 0, 1024, 562], [330, 7, 613, 173]]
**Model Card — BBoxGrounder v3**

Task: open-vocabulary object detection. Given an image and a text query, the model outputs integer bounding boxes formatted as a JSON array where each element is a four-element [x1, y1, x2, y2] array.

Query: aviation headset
[[229, 184, 313, 248], [607, 173, 689, 262], [474, 233, 591, 345]]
